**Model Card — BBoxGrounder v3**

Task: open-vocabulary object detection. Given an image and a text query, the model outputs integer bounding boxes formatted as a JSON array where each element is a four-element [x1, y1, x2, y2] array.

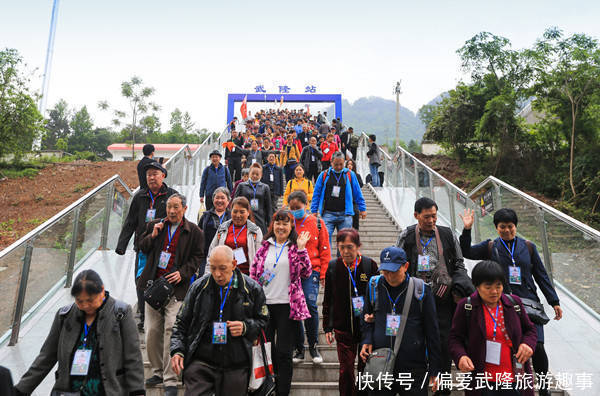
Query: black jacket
[[323, 256, 379, 338], [396, 224, 473, 297], [170, 269, 269, 369], [235, 181, 273, 234], [225, 138, 244, 160], [136, 156, 155, 190], [137, 217, 204, 301], [261, 164, 284, 196], [300, 145, 323, 173], [116, 183, 178, 253]]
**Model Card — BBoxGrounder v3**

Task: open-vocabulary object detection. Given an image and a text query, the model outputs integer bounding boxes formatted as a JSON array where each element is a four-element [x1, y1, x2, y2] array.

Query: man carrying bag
[[360, 247, 441, 396], [137, 193, 204, 396]]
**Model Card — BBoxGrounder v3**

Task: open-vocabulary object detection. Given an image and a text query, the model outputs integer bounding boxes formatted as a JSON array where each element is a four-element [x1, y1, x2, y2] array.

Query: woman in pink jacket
[[251, 209, 312, 396]]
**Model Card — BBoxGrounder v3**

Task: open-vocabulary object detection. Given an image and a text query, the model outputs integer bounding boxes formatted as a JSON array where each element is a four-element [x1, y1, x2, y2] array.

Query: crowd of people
[[7, 111, 564, 396]]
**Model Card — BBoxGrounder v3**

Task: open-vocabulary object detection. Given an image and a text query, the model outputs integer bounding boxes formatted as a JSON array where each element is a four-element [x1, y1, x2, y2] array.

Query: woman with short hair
[[15, 270, 145, 396], [449, 260, 538, 396], [459, 208, 562, 396], [198, 187, 232, 275], [206, 196, 263, 275], [234, 163, 273, 235]]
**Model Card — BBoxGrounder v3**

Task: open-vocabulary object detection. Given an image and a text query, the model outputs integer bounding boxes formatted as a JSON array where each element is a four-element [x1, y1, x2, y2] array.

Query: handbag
[[363, 277, 415, 379], [519, 297, 550, 325], [248, 331, 276, 396], [144, 276, 174, 311]]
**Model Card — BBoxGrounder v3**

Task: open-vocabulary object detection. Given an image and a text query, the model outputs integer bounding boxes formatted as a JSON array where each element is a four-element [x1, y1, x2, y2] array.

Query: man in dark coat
[[137, 144, 155, 190], [225, 130, 244, 182], [199, 150, 232, 211], [137, 193, 204, 396], [170, 245, 269, 396], [396, 197, 475, 396], [116, 161, 178, 329]]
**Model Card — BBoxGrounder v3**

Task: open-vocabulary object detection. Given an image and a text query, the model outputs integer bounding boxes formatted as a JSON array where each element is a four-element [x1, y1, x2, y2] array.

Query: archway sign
[[227, 93, 342, 125]]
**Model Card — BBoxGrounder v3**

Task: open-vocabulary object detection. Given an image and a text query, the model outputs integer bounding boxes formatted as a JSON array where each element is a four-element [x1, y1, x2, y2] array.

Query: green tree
[[0, 48, 44, 159], [43, 99, 71, 149], [98, 76, 159, 159], [67, 106, 94, 152], [529, 27, 600, 196]]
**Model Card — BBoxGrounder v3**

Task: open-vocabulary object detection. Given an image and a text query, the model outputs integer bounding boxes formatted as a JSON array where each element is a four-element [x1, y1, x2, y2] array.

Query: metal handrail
[[359, 132, 392, 160], [468, 176, 600, 240], [0, 175, 132, 260]]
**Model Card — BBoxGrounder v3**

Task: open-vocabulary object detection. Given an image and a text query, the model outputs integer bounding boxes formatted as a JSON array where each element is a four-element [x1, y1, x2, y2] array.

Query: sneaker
[[145, 375, 163, 386], [309, 344, 323, 364], [292, 348, 305, 364]]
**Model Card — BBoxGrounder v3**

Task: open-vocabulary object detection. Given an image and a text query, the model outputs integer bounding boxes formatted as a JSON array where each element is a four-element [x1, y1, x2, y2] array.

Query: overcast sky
[[3, 0, 599, 131]]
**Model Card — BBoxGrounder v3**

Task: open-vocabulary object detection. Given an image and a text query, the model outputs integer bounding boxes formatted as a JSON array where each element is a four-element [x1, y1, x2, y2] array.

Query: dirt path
[[0, 160, 139, 250]]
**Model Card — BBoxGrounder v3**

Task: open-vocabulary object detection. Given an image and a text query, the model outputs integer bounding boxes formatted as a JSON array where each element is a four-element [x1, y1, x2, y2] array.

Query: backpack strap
[[524, 240, 533, 258], [368, 275, 381, 312], [412, 276, 425, 312]]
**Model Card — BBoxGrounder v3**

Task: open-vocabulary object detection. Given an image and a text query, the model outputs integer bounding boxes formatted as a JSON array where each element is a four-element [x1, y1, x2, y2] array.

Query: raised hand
[[459, 208, 475, 230], [297, 231, 311, 250]]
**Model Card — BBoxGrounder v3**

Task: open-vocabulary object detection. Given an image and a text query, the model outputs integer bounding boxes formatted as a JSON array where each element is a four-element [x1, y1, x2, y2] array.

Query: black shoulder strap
[[524, 240, 534, 259], [504, 294, 522, 317]]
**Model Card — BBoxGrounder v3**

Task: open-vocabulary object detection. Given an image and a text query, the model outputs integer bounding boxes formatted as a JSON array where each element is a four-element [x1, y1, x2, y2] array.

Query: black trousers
[[228, 158, 242, 182], [183, 360, 249, 396], [266, 304, 295, 396], [434, 296, 455, 391], [307, 163, 320, 183], [532, 341, 550, 394]]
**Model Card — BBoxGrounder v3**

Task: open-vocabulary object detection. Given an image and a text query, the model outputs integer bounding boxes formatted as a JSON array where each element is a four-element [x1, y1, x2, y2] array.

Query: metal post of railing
[[537, 208, 555, 285], [401, 151, 406, 188], [65, 206, 81, 288], [100, 183, 115, 250], [414, 162, 420, 197], [429, 170, 435, 201], [8, 241, 34, 345], [448, 186, 457, 233]]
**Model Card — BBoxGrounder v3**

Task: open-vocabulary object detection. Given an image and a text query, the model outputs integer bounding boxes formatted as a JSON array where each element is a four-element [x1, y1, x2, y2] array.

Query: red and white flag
[[240, 95, 248, 120], [279, 95, 284, 109], [305, 104, 310, 115]]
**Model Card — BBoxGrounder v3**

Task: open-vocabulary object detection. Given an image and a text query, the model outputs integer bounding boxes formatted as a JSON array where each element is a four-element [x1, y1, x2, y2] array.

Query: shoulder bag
[[363, 277, 415, 379]]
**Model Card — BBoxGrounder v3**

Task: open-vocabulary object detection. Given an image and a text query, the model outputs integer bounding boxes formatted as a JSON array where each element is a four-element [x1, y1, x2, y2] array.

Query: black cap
[[209, 150, 222, 158], [144, 161, 167, 177]]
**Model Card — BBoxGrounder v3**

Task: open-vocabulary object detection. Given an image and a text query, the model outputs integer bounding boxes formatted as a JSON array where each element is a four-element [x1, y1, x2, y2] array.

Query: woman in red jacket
[[320, 133, 339, 170], [449, 260, 537, 396]]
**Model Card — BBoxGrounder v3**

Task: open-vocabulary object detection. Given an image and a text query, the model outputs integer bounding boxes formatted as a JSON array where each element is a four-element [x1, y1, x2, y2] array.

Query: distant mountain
[[326, 97, 425, 144]]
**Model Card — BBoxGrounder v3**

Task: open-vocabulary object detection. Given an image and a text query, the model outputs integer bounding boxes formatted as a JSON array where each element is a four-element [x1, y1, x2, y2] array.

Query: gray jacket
[[15, 295, 145, 396], [367, 142, 381, 166], [205, 219, 263, 274]]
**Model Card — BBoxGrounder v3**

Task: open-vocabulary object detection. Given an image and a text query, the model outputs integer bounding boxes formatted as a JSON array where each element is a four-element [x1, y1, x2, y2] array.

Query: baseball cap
[[379, 246, 408, 272], [144, 161, 168, 177]]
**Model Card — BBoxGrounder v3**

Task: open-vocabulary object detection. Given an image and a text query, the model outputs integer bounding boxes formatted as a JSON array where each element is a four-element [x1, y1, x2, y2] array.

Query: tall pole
[[394, 81, 402, 149], [35, 0, 60, 150], [39, 0, 61, 116]]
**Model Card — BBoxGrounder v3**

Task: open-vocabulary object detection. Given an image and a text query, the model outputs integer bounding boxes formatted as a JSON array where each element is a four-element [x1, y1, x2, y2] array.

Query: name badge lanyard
[[345, 257, 360, 297], [219, 276, 233, 322], [148, 190, 155, 209], [232, 224, 246, 248], [485, 304, 500, 340], [332, 171, 343, 186], [384, 284, 406, 315], [250, 182, 258, 200], [294, 215, 308, 229], [268, 165, 275, 175], [166, 224, 176, 251], [500, 239, 517, 267], [83, 323, 91, 349], [420, 236, 434, 254], [271, 241, 288, 272], [218, 213, 226, 225]]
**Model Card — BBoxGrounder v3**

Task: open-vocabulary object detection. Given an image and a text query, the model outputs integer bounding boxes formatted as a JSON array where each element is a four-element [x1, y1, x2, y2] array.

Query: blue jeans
[[294, 270, 320, 350], [322, 211, 353, 247], [370, 163, 380, 187]]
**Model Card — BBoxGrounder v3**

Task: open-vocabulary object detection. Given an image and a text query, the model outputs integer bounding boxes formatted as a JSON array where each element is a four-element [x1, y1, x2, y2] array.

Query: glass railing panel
[[0, 244, 26, 336], [22, 211, 75, 320], [75, 185, 109, 262], [403, 155, 416, 190], [107, 185, 131, 249], [544, 210, 600, 314], [431, 173, 451, 223], [470, 185, 501, 243]]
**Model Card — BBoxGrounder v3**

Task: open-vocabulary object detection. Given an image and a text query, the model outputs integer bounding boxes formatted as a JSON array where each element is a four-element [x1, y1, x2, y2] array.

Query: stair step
[[292, 362, 341, 382]]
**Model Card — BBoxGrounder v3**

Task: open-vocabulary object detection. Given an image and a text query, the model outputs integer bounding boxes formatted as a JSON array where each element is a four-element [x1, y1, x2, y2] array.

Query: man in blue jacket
[[311, 151, 367, 246], [200, 150, 233, 211], [360, 246, 441, 396]]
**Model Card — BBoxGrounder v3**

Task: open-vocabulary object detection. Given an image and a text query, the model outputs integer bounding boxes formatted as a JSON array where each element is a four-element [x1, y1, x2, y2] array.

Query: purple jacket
[[448, 292, 538, 396], [251, 240, 312, 320]]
